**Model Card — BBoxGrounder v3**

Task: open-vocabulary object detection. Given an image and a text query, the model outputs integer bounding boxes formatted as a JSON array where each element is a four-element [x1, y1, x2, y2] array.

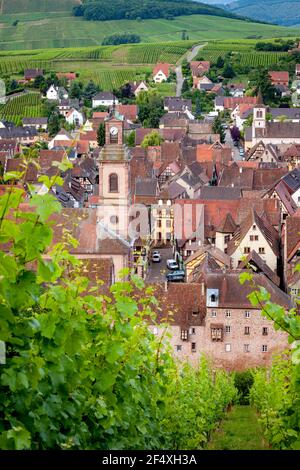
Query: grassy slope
[[0, 14, 299, 50], [0, 0, 78, 14]]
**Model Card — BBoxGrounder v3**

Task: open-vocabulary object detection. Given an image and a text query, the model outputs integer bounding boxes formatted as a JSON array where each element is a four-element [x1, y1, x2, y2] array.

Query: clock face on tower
[[110, 126, 118, 136]]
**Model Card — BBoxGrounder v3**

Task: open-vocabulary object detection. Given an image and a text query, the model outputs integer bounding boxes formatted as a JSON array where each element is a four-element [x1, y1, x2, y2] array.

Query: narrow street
[[225, 129, 243, 161], [145, 247, 174, 284], [175, 42, 207, 97]]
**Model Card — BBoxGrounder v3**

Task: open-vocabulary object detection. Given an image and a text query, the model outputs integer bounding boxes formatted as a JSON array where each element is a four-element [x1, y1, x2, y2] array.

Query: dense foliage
[[228, 0, 300, 27], [102, 34, 141, 46], [255, 40, 295, 52], [234, 370, 254, 405], [0, 165, 236, 449], [137, 91, 166, 128], [73, 0, 242, 22], [240, 272, 300, 449], [250, 354, 299, 449]]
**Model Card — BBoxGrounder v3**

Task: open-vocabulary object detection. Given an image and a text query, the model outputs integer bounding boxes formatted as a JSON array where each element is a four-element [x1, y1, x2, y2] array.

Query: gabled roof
[[227, 210, 280, 257], [185, 244, 231, 268], [93, 92, 116, 101], [269, 71, 289, 82], [216, 213, 237, 234], [286, 215, 300, 261], [153, 63, 171, 77], [238, 250, 280, 286]]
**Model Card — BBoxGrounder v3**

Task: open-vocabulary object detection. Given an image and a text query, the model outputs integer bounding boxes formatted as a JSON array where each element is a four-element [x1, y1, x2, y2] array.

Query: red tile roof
[[116, 104, 138, 122], [269, 71, 289, 83], [224, 96, 259, 109], [56, 72, 76, 81], [153, 63, 171, 78]]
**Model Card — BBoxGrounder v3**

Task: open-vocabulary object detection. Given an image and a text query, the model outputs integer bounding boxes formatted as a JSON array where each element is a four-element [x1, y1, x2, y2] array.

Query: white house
[[48, 128, 73, 149], [46, 85, 68, 101], [153, 63, 170, 83], [92, 92, 119, 109], [66, 108, 84, 127], [46, 85, 58, 101], [131, 81, 149, 96], [227, 210, 280, 273]]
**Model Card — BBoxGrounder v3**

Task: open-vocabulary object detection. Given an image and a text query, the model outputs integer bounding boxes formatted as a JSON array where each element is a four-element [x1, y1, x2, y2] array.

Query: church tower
[[97, 111, 131, 239], [252, 90, 267, 140]]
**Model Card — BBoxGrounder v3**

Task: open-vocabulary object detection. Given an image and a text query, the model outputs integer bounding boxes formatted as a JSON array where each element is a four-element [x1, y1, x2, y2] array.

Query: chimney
[[239, 167, 243, 174], [231, 183, 234, 187], [164, 280, 168, 292]]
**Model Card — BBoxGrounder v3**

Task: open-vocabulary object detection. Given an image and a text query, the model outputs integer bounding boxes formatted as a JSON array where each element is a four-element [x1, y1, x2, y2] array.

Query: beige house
[[152, 199, 174, 244], [226, 210, 280, 272]]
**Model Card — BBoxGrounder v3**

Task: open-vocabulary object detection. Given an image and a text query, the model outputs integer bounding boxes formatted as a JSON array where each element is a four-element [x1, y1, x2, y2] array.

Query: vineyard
[[197, 40, 289, 67], [0, 93, 46, 126], [0, 179, 237, 450]]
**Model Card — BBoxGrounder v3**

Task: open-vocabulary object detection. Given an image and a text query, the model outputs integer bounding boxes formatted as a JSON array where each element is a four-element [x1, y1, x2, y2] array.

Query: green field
[[197, 39, 290, 67], [0, 92, 46, 126], [0, 13, 299, 51], [0, 0, 77, 14]]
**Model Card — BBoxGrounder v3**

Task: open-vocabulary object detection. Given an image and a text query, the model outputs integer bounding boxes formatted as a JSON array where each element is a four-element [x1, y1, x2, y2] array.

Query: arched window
[[109, 173, 118, 193]]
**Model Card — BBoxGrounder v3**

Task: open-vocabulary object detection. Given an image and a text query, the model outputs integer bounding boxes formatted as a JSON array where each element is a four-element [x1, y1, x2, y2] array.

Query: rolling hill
[[226, 0, 300, 26], [0, 0, 300, 51]]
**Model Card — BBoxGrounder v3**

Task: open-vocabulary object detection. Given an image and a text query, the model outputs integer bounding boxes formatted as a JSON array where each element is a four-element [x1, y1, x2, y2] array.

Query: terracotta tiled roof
[[269, 71, 289, 82], [219, 166, 254, 190], [286, 215, 300, 260], [153, 63, 171, 77], [238, 250, 280, 286], [227, 209, 280, 257], [216, 213, 237, 234], [149, 283, 206, 328], [224, 96, 258, 110], [50, 209, 131, 255], [80, 131, 97, 141], [116, 104, 138, 122]]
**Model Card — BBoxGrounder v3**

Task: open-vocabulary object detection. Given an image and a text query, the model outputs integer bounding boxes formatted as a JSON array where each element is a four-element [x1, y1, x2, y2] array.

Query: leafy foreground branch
[[240, 272, 300, 450], [0, 181, 236, 450]]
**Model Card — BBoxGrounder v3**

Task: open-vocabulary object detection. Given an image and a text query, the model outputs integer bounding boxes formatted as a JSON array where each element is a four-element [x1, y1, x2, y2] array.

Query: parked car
[[166, 270, 185, 282], [166, 259, 179, 270], [233, 140, 239, 147], [151, 251, 161, 263]]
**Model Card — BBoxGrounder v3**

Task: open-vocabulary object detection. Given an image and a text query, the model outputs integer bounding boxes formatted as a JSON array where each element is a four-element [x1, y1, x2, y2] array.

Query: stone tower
[[97, 112, 131, 239]]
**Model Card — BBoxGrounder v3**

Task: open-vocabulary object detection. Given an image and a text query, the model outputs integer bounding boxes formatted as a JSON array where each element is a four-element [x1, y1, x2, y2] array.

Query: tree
[[212, 116, 226, 143], [138, 92, 165, 128], [97, 123, 105, 147], [126, 130, 135, 147], [222, 63, 235, 79], [69, 81, 83, 100], [119, 83, 135, 100], [230, 126, 240, 142], [216, 56, 225, 69], [48, 113, 64, 137], [195, 96, 201, 119], [141, 130, 163, 148], [181, 79, 190, 95], [248, 69, 277, 104], [83, 80, 100, 101]]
